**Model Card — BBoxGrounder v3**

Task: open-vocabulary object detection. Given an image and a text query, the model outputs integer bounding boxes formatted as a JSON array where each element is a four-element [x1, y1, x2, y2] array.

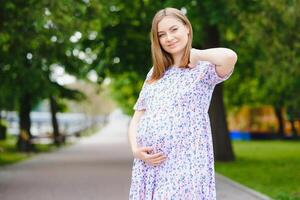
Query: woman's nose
[[166, 33, 174, 41]]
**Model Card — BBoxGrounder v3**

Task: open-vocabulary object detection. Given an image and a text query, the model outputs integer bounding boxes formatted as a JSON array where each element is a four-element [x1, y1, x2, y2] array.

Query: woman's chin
[[165, 47, 184, 55]]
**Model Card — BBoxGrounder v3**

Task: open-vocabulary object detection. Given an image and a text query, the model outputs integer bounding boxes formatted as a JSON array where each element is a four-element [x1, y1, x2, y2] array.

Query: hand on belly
[[133, 146, 167, 167]]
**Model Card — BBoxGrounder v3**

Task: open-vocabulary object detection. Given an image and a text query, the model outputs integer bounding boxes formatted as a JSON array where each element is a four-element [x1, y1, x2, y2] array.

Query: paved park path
[[0, 110, 271, 200]]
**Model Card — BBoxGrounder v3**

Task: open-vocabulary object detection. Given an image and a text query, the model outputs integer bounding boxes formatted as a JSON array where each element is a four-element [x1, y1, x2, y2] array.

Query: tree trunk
[[203, 24, 235, 162], [0, 110, 7, 140], [17, 93, 34, 152], [274, 106, 285, 138], [49, 96, 62, 146], [209, 84, 235, 161], [289, 118, 298, 139], [287, 109, 299, 139]]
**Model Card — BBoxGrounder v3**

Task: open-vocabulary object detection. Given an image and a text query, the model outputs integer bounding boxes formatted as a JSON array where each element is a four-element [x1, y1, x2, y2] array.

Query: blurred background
[[0, 0, 299, 199]]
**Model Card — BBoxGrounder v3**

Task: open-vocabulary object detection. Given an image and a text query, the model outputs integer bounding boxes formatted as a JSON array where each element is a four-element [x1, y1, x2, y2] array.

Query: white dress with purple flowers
[[129, 60, 233, 200]]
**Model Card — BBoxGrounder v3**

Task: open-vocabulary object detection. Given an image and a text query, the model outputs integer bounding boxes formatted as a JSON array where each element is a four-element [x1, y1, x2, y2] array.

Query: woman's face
[[157, 16, 189, 55]]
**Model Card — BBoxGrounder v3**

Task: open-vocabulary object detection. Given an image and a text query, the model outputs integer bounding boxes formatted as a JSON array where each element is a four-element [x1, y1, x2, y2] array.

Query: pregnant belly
[[136, 114, 179, 155]]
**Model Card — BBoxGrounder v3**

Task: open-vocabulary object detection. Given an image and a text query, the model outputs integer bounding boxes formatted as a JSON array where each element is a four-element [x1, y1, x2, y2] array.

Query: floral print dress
[[129, 60, 233, 200]]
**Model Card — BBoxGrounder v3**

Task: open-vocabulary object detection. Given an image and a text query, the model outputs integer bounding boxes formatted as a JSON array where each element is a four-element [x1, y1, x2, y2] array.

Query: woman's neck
[[172, 51, 184, 66]]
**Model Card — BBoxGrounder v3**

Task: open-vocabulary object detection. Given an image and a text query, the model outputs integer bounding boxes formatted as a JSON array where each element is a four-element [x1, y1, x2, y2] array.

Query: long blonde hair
[[148, 7, 193, 84]]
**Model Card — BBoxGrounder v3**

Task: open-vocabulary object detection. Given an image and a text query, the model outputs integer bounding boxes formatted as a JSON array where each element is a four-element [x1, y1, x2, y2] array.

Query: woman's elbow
[[225, 49, 238, 67]]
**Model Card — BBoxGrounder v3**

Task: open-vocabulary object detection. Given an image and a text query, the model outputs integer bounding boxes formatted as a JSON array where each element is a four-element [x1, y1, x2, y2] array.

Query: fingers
[[151, 156, 167, 166], [188, 63, 196, 68], [140, 146, 153, 153], [146, 152, 167, 166], [152, 155, 167, 163], [139, 146, 167, 166], [146, 152, 164, 159]]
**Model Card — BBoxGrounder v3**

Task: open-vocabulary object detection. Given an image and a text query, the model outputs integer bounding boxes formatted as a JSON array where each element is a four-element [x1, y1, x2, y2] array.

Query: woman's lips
[[168, 41, 178, 48]]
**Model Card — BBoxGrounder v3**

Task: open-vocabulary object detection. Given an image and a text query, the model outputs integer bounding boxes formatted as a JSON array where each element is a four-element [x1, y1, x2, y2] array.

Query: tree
[[0, 1, 105, 151], [49, 83, 85, 146], [224, 0, 300, 138]]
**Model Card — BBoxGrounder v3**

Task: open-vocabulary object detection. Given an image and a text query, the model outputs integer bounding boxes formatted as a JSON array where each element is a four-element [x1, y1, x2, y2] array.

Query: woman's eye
[[158, 34, 165, 38], [171, 28, 178, 32]]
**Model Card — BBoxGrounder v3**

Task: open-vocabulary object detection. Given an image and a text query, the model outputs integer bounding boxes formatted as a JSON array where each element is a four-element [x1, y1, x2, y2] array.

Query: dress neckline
[[169, 65, 185, 69]]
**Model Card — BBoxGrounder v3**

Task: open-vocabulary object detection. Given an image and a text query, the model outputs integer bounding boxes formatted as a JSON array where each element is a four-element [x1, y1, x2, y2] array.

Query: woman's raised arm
[[190, 47, 238, 78]]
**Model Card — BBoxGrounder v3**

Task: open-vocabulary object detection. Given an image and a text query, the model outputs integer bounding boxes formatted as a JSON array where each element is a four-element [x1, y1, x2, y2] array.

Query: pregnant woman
[[128, 7, 237, 200]]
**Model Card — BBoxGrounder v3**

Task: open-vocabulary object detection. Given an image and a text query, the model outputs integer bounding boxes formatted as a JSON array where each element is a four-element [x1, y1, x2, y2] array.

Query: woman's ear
[[185, 25, 190, 35]]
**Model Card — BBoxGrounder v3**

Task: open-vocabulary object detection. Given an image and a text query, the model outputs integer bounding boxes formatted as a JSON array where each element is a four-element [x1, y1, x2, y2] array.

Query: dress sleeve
[[133, 67, 153, 111], [197, 60, 234, 86]]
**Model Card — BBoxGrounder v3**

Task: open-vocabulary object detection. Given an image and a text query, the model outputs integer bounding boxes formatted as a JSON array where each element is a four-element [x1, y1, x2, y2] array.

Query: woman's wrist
[[131, 145, 138, 154], [131, 147, 140, 159], [190, 48, 203, 62], [193, 48, 205, 61]]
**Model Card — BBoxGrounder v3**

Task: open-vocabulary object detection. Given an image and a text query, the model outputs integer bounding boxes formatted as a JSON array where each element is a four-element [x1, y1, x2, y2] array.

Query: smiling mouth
[[168, 41, 178, 48]]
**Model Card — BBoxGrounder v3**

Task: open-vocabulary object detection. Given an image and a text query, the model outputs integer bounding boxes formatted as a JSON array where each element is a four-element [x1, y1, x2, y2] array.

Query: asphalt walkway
[[0, 110, 271, 200]]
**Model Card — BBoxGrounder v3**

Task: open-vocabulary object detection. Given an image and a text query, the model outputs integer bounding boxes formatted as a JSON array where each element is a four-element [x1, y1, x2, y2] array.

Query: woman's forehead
[[158, 16, 183, 32]]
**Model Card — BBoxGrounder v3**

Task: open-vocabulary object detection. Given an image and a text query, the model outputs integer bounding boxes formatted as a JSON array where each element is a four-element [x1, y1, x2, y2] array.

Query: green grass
[[0, 126, 102, 167], [0, 135, 33, 166], [215, 140, 300, 200], [0, 134, 74, 167]]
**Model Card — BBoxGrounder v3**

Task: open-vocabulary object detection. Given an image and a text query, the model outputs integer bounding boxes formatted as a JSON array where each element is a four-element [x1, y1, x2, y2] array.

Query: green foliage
[[97, 1, 163, 113], [1, 0, 299, 121], [109, 71, 147, 115], [0, 1, 110, 149], [223, 0, 300, 114], [0, 119, 8, 128], [100, 1, 299, 116], [0, 1, 106, 108]]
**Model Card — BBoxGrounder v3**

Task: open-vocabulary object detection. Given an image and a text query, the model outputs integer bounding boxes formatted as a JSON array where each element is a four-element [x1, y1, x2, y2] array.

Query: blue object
[[230, 131, 251, 141]]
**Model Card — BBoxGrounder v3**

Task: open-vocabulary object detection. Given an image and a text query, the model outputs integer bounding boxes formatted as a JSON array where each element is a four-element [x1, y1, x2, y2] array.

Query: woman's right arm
[[128, 110, 145, 153], [128, 110, 167, 166]]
